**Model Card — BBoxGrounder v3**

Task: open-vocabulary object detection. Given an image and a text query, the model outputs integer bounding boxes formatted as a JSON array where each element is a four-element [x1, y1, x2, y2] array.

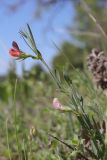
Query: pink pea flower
[[9, 48, 21, 57], [9, 41, 22, 57], [52, 98, 63, 110]]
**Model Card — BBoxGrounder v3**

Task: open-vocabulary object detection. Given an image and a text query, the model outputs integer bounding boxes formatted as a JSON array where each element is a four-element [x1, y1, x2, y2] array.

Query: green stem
[[6, 119, 12, 160], [13, 79, 21, 160]]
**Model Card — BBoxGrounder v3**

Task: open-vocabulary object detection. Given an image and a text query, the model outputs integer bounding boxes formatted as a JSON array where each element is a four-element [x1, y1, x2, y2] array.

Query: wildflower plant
[[87, 48, 107, 90], [9, 24, 107, 160]]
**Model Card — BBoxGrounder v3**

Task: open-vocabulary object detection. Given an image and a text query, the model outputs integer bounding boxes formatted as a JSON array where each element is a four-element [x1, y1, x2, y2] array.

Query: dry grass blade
[[69, 30, 101, 38]]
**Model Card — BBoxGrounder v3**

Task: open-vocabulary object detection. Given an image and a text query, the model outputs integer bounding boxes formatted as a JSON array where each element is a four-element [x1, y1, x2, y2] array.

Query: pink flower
[[9, 41, 21, 57], [9, 48, 21, 57], [52, 98, 63, 110]]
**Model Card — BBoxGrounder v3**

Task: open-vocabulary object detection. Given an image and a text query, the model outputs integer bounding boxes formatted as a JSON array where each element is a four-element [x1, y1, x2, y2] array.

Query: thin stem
[[13, 79, 21, 160], [49, 134, 89, 160], [22, 139, 27, 160], [6, 119, 12, 160]]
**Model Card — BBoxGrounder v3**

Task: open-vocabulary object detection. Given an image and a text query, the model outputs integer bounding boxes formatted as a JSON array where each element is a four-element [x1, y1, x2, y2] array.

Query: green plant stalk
[[22, 139, 27, 160], [13, 79, 21, 160], [80, 114, 104, 159], [28, 139, 33, 159], [6, 119, 12, 160], [49, 134, 89, 160]]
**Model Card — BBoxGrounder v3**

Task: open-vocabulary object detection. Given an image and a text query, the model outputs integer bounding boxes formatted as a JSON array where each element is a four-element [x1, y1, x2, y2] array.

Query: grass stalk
[[6, 119, 12, 160], [13, 79, 21, 160]]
